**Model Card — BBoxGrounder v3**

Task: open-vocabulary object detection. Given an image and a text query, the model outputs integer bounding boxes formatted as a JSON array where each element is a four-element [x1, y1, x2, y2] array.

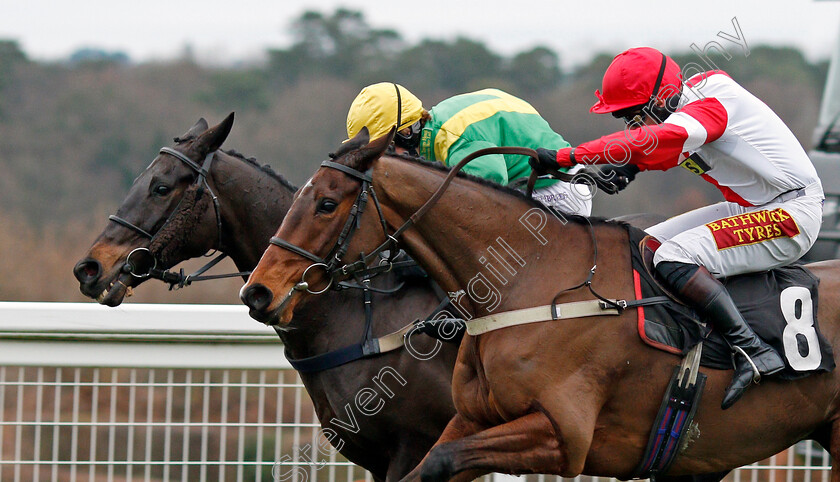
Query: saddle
[[628, 226, 834, 379], [628, 225, 834, 479]]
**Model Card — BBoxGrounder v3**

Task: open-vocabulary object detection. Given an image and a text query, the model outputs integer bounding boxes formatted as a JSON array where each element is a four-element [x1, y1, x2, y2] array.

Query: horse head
[[74, 113, 234, 306], [240, 127, 396, 325]]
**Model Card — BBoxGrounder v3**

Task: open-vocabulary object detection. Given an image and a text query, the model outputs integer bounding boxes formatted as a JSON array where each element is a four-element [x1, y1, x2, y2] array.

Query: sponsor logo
[[679, 153, 711, 175], [706, 208, 800, 250], [532, 193, 568, 203], [419, 129, 433, 160]]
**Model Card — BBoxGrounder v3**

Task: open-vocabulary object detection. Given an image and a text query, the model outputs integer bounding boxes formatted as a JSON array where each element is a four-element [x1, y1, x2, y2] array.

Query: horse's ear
[[344, 126, 395, 172], [194, 112, 235, 156], [176, 118, 210, 143], [332, 126, 370, 159], [368, 126, 395, 155]]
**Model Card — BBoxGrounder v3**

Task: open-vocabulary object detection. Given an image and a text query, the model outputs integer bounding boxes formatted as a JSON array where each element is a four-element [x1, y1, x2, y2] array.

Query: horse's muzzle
[[241, 283, 273, 313], [74, 258, 102, 286]]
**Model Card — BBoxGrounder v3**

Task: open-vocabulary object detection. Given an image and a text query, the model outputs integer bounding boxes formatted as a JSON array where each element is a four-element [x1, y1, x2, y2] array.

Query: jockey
[[346, 82, 592, 215], [531, 47, 824, 409]]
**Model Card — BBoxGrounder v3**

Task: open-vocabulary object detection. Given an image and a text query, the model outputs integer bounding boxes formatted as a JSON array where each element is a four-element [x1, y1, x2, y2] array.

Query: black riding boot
[[656, 261, 785, 410]]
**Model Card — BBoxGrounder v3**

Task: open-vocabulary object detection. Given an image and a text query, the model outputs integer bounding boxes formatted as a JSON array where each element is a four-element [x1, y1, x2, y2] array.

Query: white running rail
[[0, 302, 830, 482]]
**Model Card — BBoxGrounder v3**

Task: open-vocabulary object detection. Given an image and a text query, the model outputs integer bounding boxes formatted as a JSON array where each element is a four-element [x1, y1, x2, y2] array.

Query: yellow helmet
[[346, 83, 424, 141]]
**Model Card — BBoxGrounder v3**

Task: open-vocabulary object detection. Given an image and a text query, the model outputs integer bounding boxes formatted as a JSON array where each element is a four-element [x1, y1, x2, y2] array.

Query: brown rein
[[413, 146, 572, 224], [350, 145, 627, 313], [360, 146, 582, 265]]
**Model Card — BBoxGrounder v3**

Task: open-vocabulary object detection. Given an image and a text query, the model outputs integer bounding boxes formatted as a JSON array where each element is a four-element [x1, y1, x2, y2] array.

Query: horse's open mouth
[[97, 273, 135, 306]]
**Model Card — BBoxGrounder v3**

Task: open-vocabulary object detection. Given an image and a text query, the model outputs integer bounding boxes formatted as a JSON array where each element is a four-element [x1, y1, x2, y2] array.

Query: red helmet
[[590, 47, 682, 114]]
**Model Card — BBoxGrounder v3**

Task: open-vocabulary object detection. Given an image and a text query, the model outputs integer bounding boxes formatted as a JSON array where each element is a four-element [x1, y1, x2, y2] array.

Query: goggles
[[611, 106, 647, 125]]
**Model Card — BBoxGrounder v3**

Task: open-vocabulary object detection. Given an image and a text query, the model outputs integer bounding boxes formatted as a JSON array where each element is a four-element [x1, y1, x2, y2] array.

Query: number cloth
[[557, 71, 824, 276], [628, 227, 835, 379], [418, 88, 592, 215]]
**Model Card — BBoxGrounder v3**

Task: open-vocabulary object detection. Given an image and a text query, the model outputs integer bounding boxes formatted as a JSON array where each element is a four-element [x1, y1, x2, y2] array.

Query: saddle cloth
[[626, 226, 835, 380]]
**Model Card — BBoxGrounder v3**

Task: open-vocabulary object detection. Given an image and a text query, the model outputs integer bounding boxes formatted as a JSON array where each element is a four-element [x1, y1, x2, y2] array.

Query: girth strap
[[632, 342, 707, 479]]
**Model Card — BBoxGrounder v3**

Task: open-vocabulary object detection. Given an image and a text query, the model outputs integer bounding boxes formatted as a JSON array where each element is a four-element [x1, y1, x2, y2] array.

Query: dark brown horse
[[73, 115, 459, 481], [242, 129, 840, 481]]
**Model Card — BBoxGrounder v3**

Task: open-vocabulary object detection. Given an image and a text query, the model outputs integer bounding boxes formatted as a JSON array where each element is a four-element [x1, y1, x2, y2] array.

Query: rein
[[352, 146, 622, 270], [270, 146, 603, 294], [350, 146, 598, 270], [268, 146, 622, 371]]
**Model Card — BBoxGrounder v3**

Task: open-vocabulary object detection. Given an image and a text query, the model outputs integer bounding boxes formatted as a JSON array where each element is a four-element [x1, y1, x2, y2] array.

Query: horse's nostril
[[73, 259, 102, 284], [241, 284, 274, 312]]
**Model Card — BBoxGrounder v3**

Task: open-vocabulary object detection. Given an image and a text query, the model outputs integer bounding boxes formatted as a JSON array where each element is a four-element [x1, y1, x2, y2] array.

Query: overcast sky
[[2, 0, 840, 69]]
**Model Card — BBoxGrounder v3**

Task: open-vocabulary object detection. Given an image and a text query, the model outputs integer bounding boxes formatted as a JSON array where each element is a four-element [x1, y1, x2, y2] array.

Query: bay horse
[[73, 114, 459, 481], [241, 128, 840, 481]]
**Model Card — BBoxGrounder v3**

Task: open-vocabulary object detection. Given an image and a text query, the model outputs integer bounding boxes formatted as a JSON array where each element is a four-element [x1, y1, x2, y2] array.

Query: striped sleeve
[[666, 97, 728, 146], [568, 97, 729, 171]]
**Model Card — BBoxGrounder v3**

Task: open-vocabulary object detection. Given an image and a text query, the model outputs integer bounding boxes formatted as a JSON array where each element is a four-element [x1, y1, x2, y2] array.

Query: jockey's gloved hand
[[598, 164, 640, 194], [530, 148, 560, 174]]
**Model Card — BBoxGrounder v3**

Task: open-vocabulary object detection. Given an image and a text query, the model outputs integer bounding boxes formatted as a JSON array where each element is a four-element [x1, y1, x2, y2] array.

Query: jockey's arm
[[556, 98, 729, 171], [445, 139, 509, 185]]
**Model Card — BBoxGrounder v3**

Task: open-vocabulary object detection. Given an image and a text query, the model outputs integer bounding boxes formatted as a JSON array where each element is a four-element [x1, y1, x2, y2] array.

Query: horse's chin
[[247, 304, 293, 327], [247, 289, 298, 327], [97, 273, 135, 307]]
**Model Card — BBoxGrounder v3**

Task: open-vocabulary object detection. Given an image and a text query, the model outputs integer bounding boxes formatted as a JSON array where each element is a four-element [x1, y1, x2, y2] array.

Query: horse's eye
[[153, 185, 172, 196], [317, 198, 338, 214]]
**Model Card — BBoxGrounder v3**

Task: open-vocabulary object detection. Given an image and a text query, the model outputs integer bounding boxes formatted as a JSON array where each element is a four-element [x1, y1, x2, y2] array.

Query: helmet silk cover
[[591, 47, 682, 114], [346, 83, 425, 141]]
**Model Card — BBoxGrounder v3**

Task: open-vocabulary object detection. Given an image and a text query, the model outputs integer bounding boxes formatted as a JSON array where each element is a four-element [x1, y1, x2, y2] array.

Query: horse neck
[[209, 152, 296, 272], [372, 155, 609, 314], [207, 155, 379, 356]]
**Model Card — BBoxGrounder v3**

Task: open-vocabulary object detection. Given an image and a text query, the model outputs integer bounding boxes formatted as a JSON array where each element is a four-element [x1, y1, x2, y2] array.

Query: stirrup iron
[[733, 346, 761, 384]]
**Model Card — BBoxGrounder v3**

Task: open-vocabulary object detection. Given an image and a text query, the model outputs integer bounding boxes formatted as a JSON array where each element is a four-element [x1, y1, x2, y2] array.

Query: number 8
[[780, 286, 821, 371]]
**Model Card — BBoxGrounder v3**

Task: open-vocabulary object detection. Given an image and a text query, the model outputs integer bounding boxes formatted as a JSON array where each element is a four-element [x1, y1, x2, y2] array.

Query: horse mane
[[172, 133, 299, 192], [221, 148, 299, 192], [383, 151, 620, 228]]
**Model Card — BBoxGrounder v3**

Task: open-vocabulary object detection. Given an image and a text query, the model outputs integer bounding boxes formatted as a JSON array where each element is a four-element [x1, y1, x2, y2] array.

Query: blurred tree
[[569, 52, 614, 85], [0, 40, 27, 67], [196, 69, 271, 111], [0, 9, 831, 303], [505, 46, 562, 95], [94, 135, 134, 189], [267, 8, 562, 96], [395, 37, 503, 92], [0, 40, 28, 117], [267, 8, 403, 86], [672, 45, 825, 92], [68, 48, 130, 66]]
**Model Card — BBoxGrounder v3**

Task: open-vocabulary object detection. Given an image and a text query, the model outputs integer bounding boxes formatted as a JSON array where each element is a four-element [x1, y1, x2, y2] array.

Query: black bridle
[[268, 146, 622, 315], [268, 160, 401, 299], [268, 160, 451, 374], [268, 148, 530, 307], [265, 146, 624, 372], [107, 147, 247, 288]]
